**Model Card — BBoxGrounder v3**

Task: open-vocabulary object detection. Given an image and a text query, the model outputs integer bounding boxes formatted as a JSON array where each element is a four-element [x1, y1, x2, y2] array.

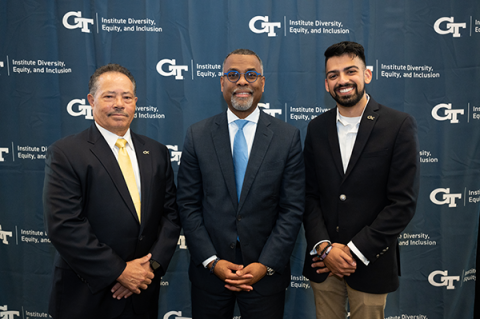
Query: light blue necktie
[[233, 120, 248, 201]]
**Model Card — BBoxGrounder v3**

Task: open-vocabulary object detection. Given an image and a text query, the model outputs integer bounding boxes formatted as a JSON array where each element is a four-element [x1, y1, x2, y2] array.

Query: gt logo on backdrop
[[249, 16, 281, 37], [434, 17, 466, 38], [67, 99, 93, 120], [0, 147, 9, 162], [431, 103, 464, 123], [428, 270, 460, 290], [167, 145, 182, 165], [430, 188, 462, 207], [0, 305, 20, 319], [63, 11, 94, 33], [163, 311, 191, 319], [258, 103, 282, 117], [0, 225, 13, 245], [157, 59, 188, 80]]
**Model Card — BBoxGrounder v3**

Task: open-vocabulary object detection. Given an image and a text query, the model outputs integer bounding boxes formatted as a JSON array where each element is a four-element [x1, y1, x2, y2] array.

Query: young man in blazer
[[303, 41, 420, 319], [177, 49, 305, 319], [43, 64, 181, 319]]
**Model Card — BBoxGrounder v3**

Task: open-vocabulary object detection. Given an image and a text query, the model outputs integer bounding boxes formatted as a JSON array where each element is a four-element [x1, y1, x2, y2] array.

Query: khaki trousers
[[310, 276, 387, 319]]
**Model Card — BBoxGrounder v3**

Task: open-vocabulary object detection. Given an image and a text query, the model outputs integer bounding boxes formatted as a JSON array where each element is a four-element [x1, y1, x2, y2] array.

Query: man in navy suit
[[303, 41, 420, 319], [43, 64, 181, 319], [177, 49, 305, 319]]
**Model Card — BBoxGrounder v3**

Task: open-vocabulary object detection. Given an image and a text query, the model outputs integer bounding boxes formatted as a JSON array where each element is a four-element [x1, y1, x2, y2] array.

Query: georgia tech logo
[[0, 305, 20, 319], [157, 59, 188, 80], [430, 188, 462, 207], [167, 145, 182, 165], [428, 270, 460, 290], [431, 103, 464, 123], [67, 99, 93, 120], [258, 103, 282, 117], [0, 225, 13, 245], [163, 311, 191, 319], [249, 16, 281, 37], [0, 147, 9, 162], [434, 17, 466, 38], [62, 11, 94, 33], [177, 235, 187, 249]]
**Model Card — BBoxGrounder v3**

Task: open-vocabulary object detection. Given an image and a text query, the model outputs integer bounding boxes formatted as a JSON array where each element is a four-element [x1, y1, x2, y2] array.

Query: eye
[[245, 71, 257, 80]]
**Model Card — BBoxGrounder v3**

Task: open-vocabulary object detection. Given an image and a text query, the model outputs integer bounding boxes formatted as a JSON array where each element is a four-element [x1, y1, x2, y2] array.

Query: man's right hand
[[323, 245, 356, 278], [116, 253, 155, 294], [209, 259, 253, 292]]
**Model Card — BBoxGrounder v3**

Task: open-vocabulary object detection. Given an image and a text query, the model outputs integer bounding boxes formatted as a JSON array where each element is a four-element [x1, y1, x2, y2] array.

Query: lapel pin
[[143, 150, 150, 154], [367, 115, 375, 120]]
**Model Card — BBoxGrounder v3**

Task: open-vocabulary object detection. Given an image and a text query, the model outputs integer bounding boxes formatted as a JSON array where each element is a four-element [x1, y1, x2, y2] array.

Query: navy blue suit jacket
[[303, 97, 420, 294], [177, 109, 305, 295], [43, 124, 181, 318]]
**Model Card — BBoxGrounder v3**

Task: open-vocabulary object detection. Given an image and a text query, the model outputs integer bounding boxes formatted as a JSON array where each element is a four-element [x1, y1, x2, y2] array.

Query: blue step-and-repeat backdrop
[[1, 1, 479, 318]]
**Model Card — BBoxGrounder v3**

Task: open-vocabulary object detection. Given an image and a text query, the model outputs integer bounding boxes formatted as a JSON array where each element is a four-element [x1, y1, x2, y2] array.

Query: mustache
[[108, 111, 128, 117]]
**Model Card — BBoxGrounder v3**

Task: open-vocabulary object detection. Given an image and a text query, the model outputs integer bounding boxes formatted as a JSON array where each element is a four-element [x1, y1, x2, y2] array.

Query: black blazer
[[303, 97, 420, 294], [177, 109, 305, 295], [43, 124, 181, 318]]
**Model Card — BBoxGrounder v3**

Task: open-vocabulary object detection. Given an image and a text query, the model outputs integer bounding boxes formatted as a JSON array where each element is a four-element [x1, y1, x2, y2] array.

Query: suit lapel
[[327, 109, 345, 177], [211, 112, 238, 210], [87, 125, 140, 224], [344, 100, 380, 180], [238, 110, 273, 211]]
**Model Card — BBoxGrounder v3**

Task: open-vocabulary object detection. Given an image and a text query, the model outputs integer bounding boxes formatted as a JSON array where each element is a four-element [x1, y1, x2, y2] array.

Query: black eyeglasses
[[223, 70, 262, 83]]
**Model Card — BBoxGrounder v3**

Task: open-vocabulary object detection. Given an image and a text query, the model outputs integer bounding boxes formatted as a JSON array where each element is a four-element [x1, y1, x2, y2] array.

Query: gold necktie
[[115, 138, 141, 223]]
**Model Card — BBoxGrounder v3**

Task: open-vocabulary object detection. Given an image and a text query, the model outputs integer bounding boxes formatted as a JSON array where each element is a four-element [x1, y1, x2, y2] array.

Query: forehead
[[96, 72, 134, 92], [224, 54, 261, 72], [325, 54, 364, 73]]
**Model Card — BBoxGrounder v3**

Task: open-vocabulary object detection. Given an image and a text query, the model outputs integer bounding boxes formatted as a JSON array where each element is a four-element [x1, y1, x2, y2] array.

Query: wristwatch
[[150, 259, 161, 272], [266, 266, 275, 276]]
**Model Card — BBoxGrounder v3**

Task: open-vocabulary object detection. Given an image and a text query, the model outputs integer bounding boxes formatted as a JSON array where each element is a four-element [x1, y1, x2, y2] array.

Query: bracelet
[[318, 243, 331, 260], [209, 258, 220, 274], [320, 246, 333, 261]]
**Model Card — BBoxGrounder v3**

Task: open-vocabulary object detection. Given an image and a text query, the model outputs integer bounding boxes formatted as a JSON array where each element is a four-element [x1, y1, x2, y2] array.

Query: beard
[[331, 83, 365, 108], [231, 89, 254, 111]]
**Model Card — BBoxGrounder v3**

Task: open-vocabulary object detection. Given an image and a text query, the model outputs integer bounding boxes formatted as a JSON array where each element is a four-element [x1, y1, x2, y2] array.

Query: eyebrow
[[326, 65, 359, 76]]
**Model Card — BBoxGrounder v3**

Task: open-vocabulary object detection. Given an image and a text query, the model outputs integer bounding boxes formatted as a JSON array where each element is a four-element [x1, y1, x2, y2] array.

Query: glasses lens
[[227, 71, 240, 82], [245, 72, 258, 82]]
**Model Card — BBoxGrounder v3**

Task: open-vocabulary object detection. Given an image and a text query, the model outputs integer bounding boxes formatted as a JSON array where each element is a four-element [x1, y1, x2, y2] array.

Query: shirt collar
[[95, 122, 134, 150], [227, 105, 260, 124], [336, 94, 370, 126]]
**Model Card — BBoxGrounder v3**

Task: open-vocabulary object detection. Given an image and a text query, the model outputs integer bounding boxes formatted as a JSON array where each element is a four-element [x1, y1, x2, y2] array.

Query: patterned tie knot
[[115, 138, 127, 149], [235, 119, 248, 131]]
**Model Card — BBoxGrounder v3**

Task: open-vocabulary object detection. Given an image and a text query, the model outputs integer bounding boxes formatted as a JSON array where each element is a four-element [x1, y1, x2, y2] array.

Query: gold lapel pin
[[367, 115, 375, 120], [143, 151, 150, 154]]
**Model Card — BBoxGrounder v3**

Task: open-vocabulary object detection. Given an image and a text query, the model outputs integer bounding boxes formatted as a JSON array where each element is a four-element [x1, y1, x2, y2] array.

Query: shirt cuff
[[310, 240, 332, 256], [347, 241, 370, 266], [202, 255, 217, 268]]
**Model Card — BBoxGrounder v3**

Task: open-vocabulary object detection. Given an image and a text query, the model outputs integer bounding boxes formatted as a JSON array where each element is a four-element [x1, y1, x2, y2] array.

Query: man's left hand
[[111, 282, 134, 299], [224, 262, 267, 292]]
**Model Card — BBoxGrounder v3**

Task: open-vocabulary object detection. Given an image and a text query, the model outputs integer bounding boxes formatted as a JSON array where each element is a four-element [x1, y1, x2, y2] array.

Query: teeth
[[339, 87, 353, 93]]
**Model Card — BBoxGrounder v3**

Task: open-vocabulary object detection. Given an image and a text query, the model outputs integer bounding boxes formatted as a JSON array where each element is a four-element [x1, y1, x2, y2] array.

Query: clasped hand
[[211, 260, 267, 292], [311, 243, 357, 278], [112, 253, 155, 299]]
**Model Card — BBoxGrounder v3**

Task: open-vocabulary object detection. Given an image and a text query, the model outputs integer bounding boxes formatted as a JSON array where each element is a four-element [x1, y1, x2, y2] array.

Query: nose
[[236, 74, 249, 85], [338, 72, 349, 84], [114, 95, 124, 108]]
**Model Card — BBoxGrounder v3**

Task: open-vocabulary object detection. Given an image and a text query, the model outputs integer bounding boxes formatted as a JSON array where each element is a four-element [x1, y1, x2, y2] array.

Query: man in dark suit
[[177, 49, 305, 319], [303, 41, 420, 319], [43, 64, 181, 319]]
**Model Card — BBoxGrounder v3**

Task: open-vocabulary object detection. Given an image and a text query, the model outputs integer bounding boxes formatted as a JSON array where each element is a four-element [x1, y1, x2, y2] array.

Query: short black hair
[[223, 49, 264, 74], [89, 63, 136, 96], [324, 41, 366, 67]]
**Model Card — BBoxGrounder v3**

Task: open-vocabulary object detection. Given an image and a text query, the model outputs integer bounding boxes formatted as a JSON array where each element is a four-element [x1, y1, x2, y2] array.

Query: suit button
[[237, 215, 242, 221], [376, 254, 380, 258], [139, 236, 144, 241], [336, 226, 340, 232], [339, 194, 346, 201], [230, 243, 235, 249]]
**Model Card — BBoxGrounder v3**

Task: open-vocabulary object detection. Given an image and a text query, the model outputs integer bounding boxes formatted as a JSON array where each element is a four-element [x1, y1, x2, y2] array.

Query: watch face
[[266, 267, 275, 276], [150, 260, 160, 271]]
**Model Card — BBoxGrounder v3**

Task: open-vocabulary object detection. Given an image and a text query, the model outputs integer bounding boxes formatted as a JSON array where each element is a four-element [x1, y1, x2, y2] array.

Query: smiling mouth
[[233, 89, 253, 98]]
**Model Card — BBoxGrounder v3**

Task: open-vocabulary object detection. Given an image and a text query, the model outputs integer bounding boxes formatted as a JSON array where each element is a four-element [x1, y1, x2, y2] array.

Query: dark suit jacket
[[177, 109, 305, 296], [303, 97, 420, 294], [43, 124, 181, 319]]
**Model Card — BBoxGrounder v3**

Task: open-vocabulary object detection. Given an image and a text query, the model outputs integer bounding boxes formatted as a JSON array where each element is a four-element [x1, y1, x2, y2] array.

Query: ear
[[364, 68, 373, 84], [220, 76, 225, 93], [324, 79, 330, 93], [87, 94, 95, 107], [261, 75, 265, 92]]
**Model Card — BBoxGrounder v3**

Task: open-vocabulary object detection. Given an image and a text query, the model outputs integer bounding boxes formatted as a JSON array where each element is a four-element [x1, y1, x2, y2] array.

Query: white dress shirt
[[95, 122, 141, 199]]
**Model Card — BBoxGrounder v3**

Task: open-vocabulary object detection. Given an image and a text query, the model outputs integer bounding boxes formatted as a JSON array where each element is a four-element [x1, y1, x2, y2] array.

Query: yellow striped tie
[[115, 138, 141, 223]]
